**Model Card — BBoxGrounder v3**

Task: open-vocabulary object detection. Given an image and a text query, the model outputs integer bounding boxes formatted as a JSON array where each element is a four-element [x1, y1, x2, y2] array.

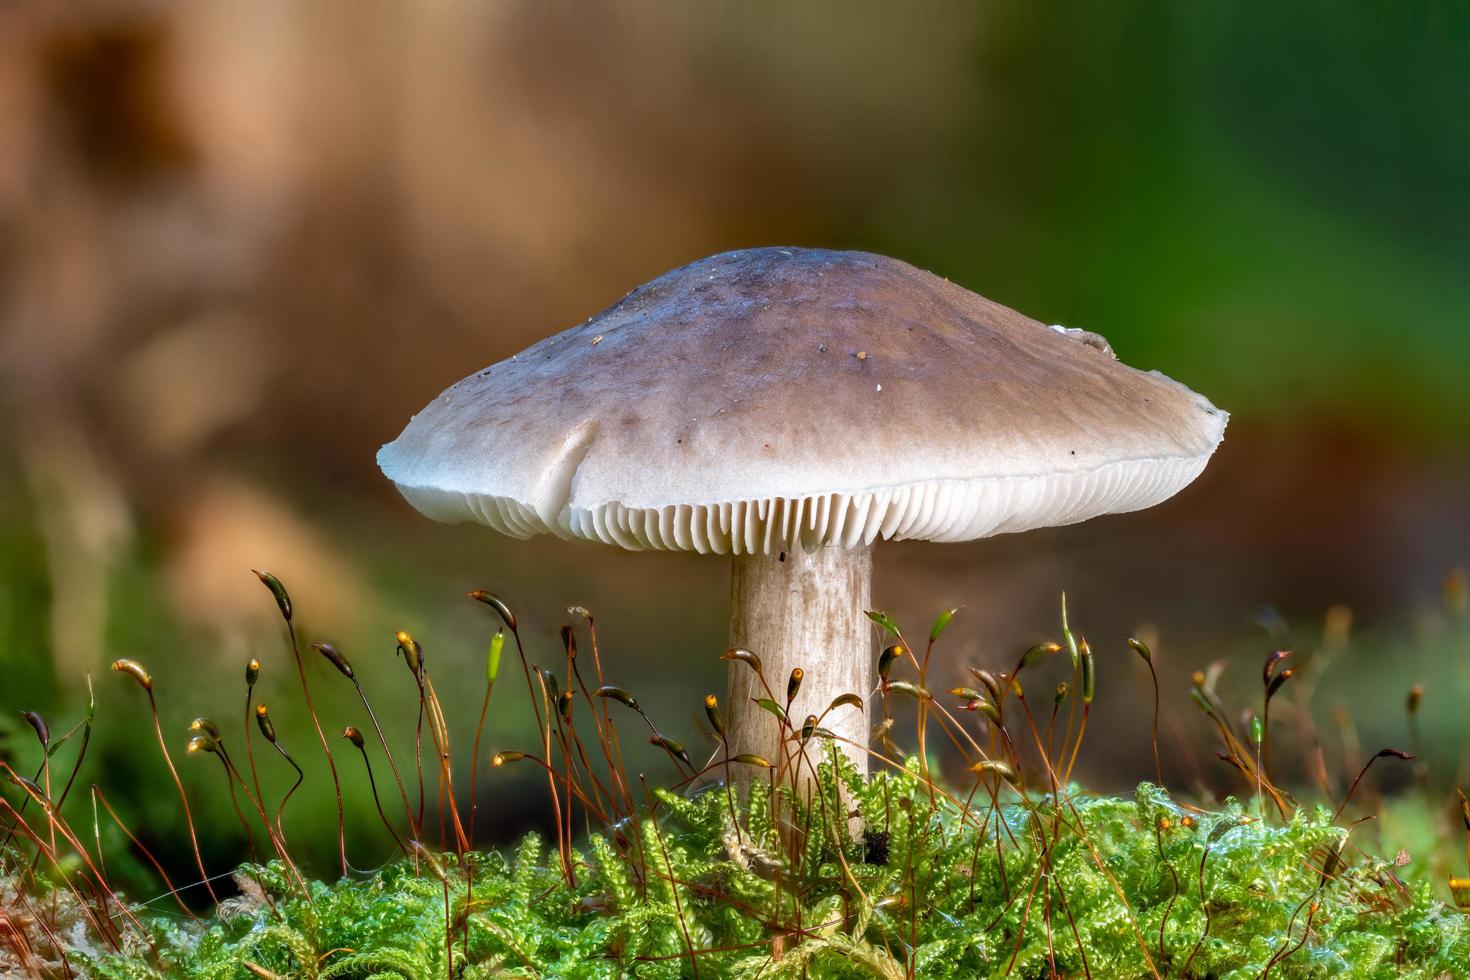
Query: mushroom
[[378, 247, 1226, 791]]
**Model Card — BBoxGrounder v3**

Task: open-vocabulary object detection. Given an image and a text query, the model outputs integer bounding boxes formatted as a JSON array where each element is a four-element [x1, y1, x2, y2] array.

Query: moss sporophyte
[[4, 573, 1470, 977]]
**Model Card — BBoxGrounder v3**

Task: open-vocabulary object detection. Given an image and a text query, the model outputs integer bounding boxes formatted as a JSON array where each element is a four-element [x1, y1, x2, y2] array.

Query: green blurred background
[[1, 2, 1467, 890]]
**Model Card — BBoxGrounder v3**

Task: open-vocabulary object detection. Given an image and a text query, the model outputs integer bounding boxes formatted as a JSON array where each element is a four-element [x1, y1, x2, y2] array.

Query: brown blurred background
[[1, 2, 1467, 874]]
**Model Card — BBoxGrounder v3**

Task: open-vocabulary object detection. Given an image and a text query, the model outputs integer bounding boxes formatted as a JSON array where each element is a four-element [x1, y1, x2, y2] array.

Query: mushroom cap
[[379, 248, 1226, 554]]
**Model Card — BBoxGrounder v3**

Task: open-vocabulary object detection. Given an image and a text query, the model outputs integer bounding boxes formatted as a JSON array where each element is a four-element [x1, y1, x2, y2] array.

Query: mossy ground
[[14, 764, 1465, 978], [5, 577, 1470, 978]]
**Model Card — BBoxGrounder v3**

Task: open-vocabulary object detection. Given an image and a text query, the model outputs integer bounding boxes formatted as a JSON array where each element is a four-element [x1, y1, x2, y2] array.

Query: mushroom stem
[[727, 543, 872, 796]]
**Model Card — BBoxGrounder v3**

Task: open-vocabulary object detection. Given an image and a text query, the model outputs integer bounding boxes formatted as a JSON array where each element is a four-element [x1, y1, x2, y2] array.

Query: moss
[[39, 762, 1467, 979], [8, 584, 1469, 977]]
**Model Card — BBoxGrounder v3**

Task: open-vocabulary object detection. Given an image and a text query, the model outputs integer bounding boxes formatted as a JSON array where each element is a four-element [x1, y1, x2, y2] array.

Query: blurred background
[[1, 1, 1467, 892]]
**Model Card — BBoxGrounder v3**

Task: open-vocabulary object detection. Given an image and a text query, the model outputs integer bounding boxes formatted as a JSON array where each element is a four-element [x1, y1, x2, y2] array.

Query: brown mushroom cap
[[378, 247, 1226, 554]]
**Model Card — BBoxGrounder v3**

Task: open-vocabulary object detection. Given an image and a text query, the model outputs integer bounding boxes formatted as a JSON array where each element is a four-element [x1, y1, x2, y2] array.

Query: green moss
[[50, 761, 1470, 978]]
